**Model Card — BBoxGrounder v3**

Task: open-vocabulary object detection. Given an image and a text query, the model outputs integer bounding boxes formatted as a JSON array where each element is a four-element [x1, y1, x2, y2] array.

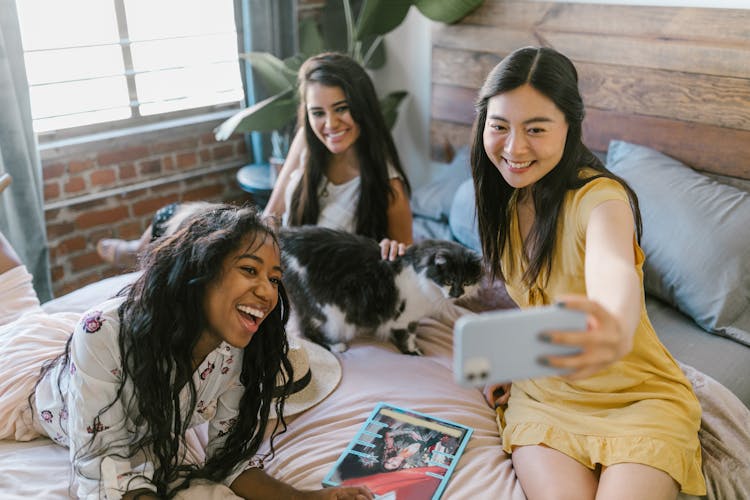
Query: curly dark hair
[[289, 51, 410, 241], [39, 204, 294, 497], [470, 46, 642, 286]]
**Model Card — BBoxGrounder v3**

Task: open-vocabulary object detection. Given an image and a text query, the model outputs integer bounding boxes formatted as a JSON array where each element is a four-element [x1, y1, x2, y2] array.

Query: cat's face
[[409, 241, 483, 298]]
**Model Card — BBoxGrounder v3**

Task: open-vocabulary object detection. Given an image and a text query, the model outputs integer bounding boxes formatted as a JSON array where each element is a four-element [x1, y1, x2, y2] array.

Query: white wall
[[370, 8, 433, 190]]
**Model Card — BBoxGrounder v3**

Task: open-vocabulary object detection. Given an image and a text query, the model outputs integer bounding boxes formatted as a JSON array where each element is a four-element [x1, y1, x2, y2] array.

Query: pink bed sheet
[[2, 275, 747, 499]]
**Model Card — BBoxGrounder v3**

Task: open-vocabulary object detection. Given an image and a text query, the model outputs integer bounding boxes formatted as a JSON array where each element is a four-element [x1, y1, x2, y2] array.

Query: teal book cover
[[322, 403, 473, 500]]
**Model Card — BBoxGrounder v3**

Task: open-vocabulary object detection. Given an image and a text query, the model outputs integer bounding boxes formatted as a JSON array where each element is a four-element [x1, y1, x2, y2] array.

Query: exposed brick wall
[[41, 119, 258, 298]]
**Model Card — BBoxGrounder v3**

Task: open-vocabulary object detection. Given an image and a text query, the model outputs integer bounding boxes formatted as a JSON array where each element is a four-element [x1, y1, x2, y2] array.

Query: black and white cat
[[279, 226, 483, 355]]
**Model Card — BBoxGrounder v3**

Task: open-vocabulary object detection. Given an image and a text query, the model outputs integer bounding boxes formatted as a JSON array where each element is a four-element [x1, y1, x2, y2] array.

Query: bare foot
[[0, 173, 11, 195], [96, 238, 141, 269]]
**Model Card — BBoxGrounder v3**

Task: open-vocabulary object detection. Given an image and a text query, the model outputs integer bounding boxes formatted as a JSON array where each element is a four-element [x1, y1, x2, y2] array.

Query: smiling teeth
[[328, 130, 345, 138], [237, 305, 264, 318], [507, 160, 532, 169]]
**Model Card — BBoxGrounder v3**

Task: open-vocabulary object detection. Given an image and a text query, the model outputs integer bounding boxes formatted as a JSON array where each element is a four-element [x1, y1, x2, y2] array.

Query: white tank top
[[282, 151, 400, 233]]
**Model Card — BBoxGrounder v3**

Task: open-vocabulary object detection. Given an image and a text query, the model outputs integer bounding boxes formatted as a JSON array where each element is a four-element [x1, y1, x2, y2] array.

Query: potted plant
[[214, 0, 483, 164]]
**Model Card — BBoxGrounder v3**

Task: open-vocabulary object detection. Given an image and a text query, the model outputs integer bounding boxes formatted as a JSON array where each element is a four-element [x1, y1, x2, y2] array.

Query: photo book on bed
[[322, 402, 473, 500]]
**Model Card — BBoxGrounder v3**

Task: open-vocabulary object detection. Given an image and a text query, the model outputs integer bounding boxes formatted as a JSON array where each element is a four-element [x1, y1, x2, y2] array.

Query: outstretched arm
[[544, 199, 640, 380]]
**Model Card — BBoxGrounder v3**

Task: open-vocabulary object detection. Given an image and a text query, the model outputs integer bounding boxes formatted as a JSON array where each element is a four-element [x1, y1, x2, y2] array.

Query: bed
[[2, 1, 749, 499]]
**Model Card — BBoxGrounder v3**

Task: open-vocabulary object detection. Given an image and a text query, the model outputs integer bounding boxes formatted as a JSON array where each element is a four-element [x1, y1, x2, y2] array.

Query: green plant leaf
[[214, 89, 299, 140], [359, 35, 385, 69], [379, 90, 408, 130], [283, 54, 306, 74], [320, 0, 357, 54], [299, 17, 326, 57], [413, 0, 483, 23], [355, 0, 412, 39], [240, 52, 297, 95]]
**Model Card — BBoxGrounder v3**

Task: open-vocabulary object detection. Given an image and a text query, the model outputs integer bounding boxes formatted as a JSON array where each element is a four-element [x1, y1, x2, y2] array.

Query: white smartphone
[[453, 304, 587, 387]]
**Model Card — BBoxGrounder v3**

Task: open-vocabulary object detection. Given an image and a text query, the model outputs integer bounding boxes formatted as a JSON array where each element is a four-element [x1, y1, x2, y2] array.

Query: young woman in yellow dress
[[472, 47, 705, 499]]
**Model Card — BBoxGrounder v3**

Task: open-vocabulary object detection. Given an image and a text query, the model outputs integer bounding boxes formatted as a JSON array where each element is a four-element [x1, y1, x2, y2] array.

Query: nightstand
[[236, 163, 273, 209]]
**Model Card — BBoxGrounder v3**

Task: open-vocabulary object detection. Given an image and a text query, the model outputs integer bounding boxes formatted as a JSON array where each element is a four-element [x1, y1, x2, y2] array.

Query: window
[[16, 0, 244, 138]]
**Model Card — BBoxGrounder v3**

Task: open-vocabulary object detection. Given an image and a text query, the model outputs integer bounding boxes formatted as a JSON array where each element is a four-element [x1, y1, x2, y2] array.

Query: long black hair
[[40, 204, 294, 497], [289, 52, 410, 240], [470, 46, 642, 286]]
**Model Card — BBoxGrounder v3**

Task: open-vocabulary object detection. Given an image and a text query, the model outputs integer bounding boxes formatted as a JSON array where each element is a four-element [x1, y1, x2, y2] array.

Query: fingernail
[[538, 332, 551, 342], [536, 356, 550, 366]]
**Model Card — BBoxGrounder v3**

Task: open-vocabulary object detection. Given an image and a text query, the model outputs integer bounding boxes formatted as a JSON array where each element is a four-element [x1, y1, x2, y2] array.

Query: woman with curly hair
[[0, 195, 371, 499]]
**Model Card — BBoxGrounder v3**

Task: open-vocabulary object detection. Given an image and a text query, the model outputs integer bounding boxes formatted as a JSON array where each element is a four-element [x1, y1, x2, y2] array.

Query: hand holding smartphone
[[453, 304, 587, 387]]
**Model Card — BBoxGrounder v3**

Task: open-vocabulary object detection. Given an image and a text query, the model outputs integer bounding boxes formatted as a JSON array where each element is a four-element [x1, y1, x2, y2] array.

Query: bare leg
[[512, 445, 598, 500], [0, 232, 23, 275], [97, 202, 199, 268], [96, 226, 152, 268], [596, 463, 679, 500]]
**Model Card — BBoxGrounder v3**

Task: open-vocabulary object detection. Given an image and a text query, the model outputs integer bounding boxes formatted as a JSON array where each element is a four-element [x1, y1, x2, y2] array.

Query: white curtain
[[0, 0, 52, 301]]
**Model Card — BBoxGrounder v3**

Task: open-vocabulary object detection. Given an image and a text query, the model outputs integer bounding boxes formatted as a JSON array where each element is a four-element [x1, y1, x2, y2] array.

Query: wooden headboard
[[429, 0, 750, 180]]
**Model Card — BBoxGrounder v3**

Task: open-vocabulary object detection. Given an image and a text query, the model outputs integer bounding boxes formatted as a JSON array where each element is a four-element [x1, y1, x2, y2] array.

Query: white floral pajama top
[[34, 297, 253, 499]]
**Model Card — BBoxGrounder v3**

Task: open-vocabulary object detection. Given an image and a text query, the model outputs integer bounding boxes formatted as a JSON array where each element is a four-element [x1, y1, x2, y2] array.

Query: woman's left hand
[[379, 238, 407, 261], [483, 382, 511, 408], [541, 295, 632, 381]]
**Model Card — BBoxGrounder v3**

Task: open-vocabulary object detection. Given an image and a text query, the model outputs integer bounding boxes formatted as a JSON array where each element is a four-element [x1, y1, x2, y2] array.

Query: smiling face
[[306, 82, 360, 155], [483, 84, 569, 190], [196, 233, 282, 361]]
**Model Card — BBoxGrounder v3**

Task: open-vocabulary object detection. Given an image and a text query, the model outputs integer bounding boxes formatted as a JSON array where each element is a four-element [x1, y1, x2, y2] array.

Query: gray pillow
[[448, 178, 481, 253], [606, 140, 750, 347], [411, 146, 471, 221]]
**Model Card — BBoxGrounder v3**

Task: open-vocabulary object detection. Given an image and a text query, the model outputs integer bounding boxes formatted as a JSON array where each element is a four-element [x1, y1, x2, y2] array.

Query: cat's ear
[[433, 252, 448, 269], [423, 250, 449, 272]]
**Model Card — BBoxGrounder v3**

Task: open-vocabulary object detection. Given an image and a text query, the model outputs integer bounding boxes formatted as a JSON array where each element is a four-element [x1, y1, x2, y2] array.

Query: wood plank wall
[[430, 0, 750, 179]]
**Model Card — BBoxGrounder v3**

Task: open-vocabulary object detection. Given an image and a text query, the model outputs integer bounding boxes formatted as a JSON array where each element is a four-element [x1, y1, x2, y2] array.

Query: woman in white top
[[96, 53, 412, 266], [0, 192, 372, 499], [264, 52, 413, 260]]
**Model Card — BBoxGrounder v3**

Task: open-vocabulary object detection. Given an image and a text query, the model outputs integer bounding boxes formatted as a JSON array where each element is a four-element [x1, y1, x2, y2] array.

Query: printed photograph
[[324, 404, 471, 500]]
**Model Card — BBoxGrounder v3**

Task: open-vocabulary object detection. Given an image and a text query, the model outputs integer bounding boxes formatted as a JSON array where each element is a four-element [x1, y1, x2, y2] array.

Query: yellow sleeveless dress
[[499, 176, 705, 495]]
